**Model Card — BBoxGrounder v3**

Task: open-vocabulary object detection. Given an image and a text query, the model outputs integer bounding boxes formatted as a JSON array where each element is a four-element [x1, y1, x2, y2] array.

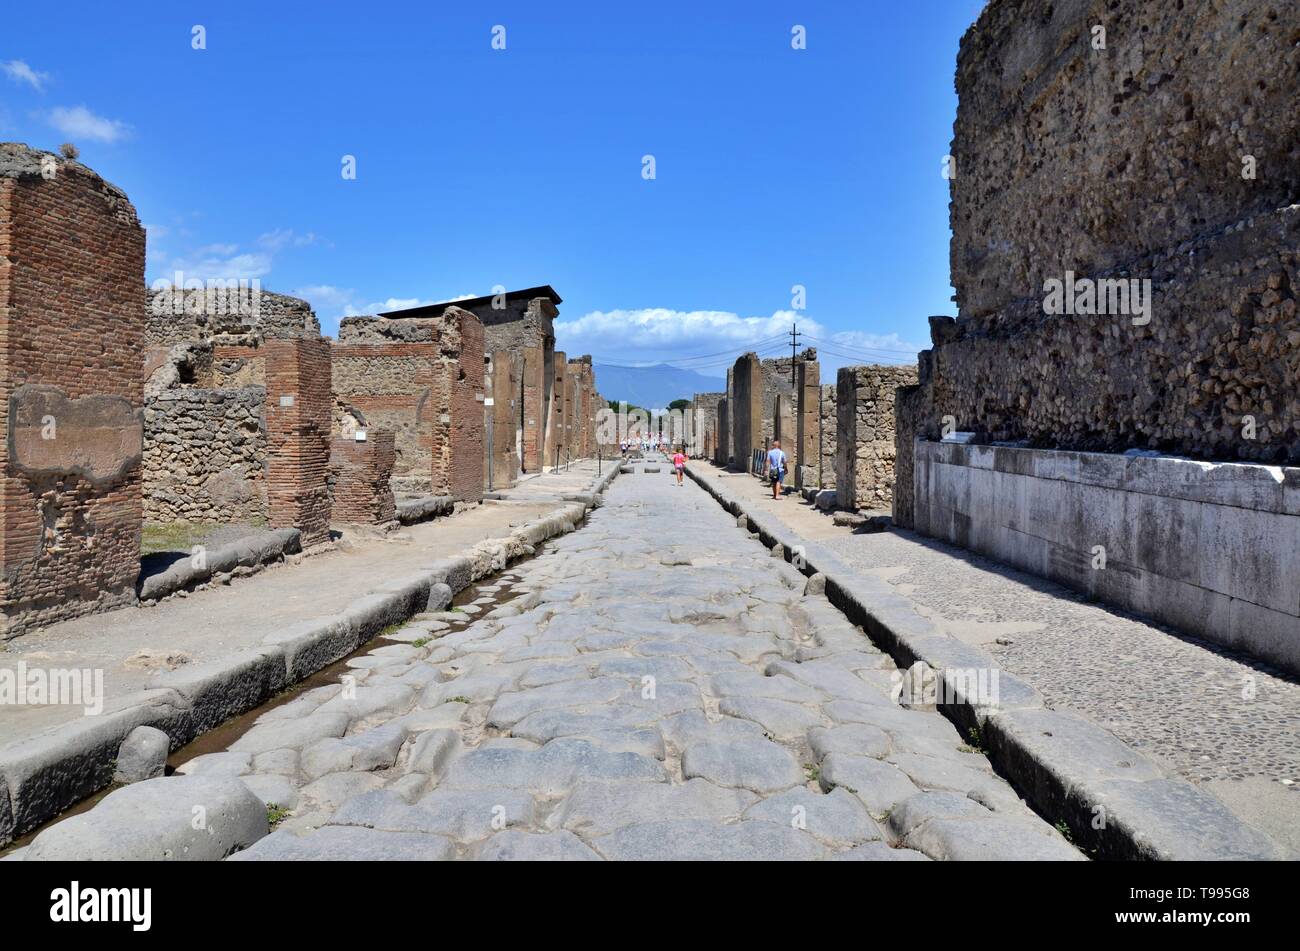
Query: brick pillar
[[266, 338, 333, 546], [430, 306, 484, 503], [488, 351, 518, 490], [330, 431, 396, 524], [548, 350, 567, 468], [795, 358, 820, 488], [520, 346, 544, 472], [732, 353, 763, 473], [0, 146, 145, 636], [716, 397, 729, 466]]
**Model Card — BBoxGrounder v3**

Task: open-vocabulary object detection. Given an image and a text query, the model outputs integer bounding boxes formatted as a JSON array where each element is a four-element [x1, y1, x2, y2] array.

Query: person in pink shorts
[[672, 447, 687, 486]]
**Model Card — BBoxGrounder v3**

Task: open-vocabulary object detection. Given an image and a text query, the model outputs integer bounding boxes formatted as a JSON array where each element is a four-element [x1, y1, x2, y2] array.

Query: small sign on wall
[[475, 392, 485, 402], [354, 430, 367, 442], [484, 397, 495, 407], [440, 414, 451, 423], [280, 395, 295, 407]]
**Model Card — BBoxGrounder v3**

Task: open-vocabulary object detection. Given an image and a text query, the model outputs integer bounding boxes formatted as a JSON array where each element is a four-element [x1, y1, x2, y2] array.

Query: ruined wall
[[147, 287, 320, 347], [819, 383, 838, 491], [794, 360, 820, 488], [951, 0, 1300, 320], [330, 337, 436, 493], [895, 0, 1300, 531], [486, 351, 519, 490], [143, 387, 266, 523], [759, 355, 799, 448], [429, 306, 484, 502], [0, 144, 145, 636], [836, 364, 918, 511], [725, 367, 735, 464], [329, 432, 396, 525], [691, 392, 723, 459], [716, 397, 730, 466], [731, 353, 764, 472], [265, 338, 332, 546]]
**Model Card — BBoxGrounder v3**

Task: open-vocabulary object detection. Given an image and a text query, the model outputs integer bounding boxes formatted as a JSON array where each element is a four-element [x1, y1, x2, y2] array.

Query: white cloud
[[47, 105, 130, 143], [162, 249, 273, 282], [555, 307, 921, 377], [3, 60, 50, 91], [258, 229, 321, 252]]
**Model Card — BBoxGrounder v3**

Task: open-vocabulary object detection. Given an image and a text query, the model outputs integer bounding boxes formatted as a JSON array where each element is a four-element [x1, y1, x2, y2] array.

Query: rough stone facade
[[265, 338, 333, 546], [691, 392, 724, 459], [818, 383, 838, 491], [794, 359, 820, 488], [147, 287, 320, 348], [0, 143, 145, 637], [951, 0, 1300, 321], [715, 396, 730, 466], [329, 432, 396, 525], [896, 0, 1300, 527], [143, 387, 267, 523], [836, 364, 918, 512]]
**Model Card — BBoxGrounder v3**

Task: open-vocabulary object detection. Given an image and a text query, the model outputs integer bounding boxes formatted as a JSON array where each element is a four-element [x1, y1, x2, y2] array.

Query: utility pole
[[788, 321, 802, 386]]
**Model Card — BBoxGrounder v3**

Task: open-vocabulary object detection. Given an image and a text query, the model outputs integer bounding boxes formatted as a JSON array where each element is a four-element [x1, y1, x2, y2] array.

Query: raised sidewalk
[[687, 462, 1295, 860]]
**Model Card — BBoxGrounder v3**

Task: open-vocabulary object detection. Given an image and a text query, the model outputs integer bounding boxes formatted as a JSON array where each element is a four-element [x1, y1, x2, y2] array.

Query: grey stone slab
[[818, 754, 920, 818], [240, 773, 300, 811], [473, 829, 603, 861], [485, 677, 632, 728], [175, 751, 253, 778], [709, 670, 823, 704], [885, 790, 996, 839], [440, 738, 668, 796], [300, 723, 409, 780], [658, 711, 768, 750], [592, 818, 826, 861], [23, 776, 267, 861], [229, 710, 352, 755], [903, 816, 1084, 861], [330, 788, 535, 843], [680, 737, 803, 793], [743, 786, 883, 848], [717, 696, 824, 741], [552, 779, 757, 837], [807, 724, 891, 762], [229, 825, 455, 861], [297, 772, 387, 815], [830, 841, 931, 861], [405, 728, 462, 776], [765, 659, 890, 705]]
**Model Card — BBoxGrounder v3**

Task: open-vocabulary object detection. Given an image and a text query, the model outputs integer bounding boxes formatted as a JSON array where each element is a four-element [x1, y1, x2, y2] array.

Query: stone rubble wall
[[950, 0, 1300, 320], [835, 364, 918, 512], [142, 387, 267, 524], [691, 392, 724, 459], [146, 287, 320, 348], [0, 143, 145, 637]]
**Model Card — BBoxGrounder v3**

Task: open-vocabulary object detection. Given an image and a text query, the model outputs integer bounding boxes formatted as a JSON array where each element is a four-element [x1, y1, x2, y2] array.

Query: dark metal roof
[[378, 284, 562, 318]]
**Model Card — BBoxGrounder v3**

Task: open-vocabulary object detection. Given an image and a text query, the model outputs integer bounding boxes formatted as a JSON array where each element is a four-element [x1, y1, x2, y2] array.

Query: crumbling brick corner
[[330, 431, 396, 526], [265, 337, 333, 546], [794, 357, 821, 488], [0, 143, 145, 637], [429, 305, 484, 503]]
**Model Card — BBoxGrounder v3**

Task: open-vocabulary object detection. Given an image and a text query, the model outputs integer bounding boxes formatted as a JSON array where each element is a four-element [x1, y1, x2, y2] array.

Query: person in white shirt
[[765, 441, 788, 500]]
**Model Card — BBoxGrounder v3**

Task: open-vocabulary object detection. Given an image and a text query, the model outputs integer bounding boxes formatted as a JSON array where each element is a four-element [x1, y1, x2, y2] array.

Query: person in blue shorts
[[765, 441, 787, 500]]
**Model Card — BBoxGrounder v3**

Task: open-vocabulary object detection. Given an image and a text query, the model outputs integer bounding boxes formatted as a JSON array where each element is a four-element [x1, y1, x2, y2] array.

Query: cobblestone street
[[188, 463, 1081, 861]]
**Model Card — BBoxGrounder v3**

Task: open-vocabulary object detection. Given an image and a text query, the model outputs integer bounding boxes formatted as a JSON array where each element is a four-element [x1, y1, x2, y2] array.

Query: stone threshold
[[685, 463, 1282, 860], [0, 464, 621, 848]]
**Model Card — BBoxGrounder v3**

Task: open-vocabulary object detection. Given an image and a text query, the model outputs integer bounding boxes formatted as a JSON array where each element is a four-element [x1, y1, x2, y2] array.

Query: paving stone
[[297, 772, 387, 815], [485, 677, 632, 728], [405, 728, 462, 776], [229, 710, 352, 755], [229, 825, 455, 861], [885, 790, 995, 839], [808, 724, 892, 761], [593, 819, 826, 861], [717, 696, 824, 740], [300, 723, 408, 780], [330, 788, 535, 843], [175, 751, 253, 778], [474, 829, 603, 860], [441, 738, 668, 796], [818, 753, 921, 817], [743, 786, 883, 848], [830, 841, 932, 861], [904, 816, 1085, 861], [241, 773, 300, 811], [680, 737, 803, 793], [710, 670, 823, 704], [658, 711, 768, 750], [552, 779, 758, 837]]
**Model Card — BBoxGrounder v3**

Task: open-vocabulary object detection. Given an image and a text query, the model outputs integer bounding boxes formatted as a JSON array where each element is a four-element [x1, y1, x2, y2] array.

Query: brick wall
[[0, 144, 145, 636], [329, 432, 396, 525], [265, 338, 332, 546], [487, 351, 519, 490], [731, 353, 764, 471], [429, 306, 484, 502]]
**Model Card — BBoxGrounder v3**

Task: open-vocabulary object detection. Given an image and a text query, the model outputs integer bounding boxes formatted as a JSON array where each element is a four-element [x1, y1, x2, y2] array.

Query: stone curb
[[685, 464, 1281, 861], [138, 528, 302, 602], [0, 465, 621, 849]]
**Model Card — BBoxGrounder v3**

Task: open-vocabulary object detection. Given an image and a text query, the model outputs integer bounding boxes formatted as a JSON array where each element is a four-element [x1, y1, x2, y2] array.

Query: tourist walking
[[765, 441, 787, 500], [672, 447, 686, 486]]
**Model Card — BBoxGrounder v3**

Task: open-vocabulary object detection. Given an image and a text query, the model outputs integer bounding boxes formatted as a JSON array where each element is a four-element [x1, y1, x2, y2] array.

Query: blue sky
[[3, 0, 986, 379]]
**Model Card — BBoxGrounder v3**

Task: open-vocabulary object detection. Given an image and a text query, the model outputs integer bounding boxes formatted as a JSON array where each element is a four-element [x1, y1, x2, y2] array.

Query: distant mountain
[[594, 363, 725, 410]]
